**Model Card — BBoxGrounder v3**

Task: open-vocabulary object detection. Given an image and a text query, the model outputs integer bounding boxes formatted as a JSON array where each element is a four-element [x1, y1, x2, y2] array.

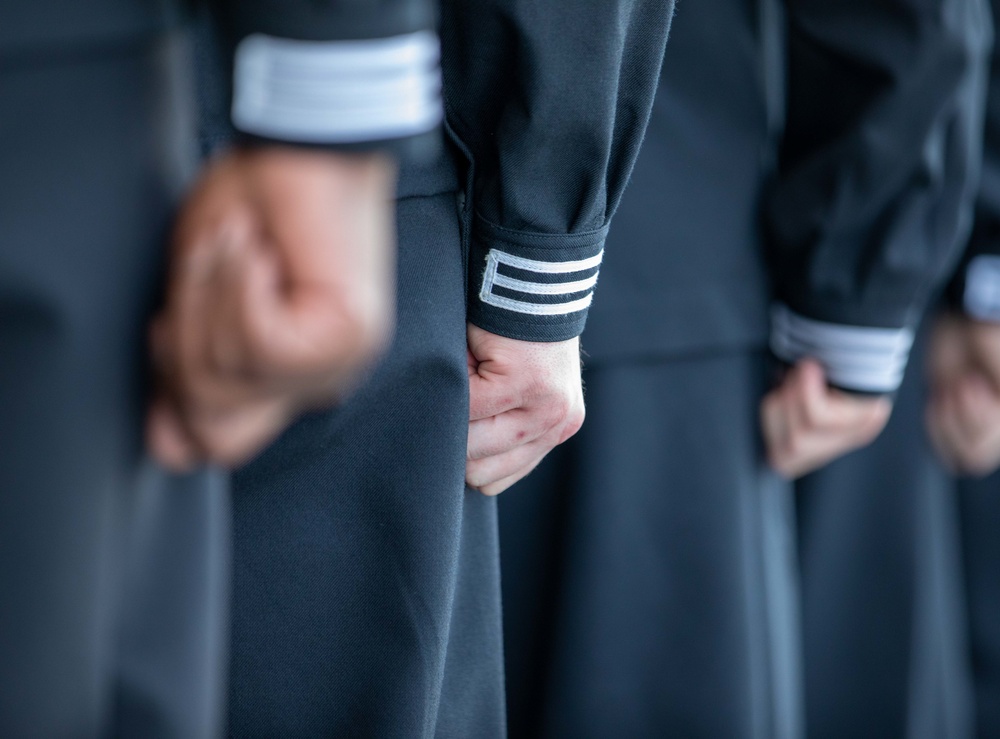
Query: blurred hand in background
[[927, 312, 1000, 476], [761, 358, 893, 479], [148, 147, 396, 471]]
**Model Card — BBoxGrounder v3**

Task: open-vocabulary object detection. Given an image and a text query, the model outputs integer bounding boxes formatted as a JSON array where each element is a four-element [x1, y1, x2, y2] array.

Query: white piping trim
[[770, 304, 914, 393], [491, 273, 599, 296], [965, 255, 1000, 322], [490, 249, 604, 275], [478, 248, 602, 316], [233, 31, 442, 143]]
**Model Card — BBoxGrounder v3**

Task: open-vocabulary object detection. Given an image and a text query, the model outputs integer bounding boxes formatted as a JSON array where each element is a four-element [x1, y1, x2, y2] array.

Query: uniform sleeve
[[764, 0, 991, 394], [950, 0, 1000, 321], [441, 0, 674, 342], [210, 0, 443, 152]]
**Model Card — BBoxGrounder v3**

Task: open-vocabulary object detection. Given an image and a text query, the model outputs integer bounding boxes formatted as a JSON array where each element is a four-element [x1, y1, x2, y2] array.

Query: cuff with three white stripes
[[468, 217, 608, 342], [770, 304, 915, 394]]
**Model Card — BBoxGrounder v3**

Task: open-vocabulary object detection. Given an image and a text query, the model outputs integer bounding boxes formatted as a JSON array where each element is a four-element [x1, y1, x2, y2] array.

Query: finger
[[789, 359, 835, 431], [469, 371, 523, 421], [184, 397, 293, 469], [926, 396, 960, 472], [928, 314, 968, 386], [826, 393, 893, 447], [205, 233, 258, 381], [930, 386, 974, 472], [238, 259, 379, 389], [171, 231, 232, 408], [950, 378, 1000, 475], [952, 373, 996, 443], [466, 431, 560, 491], [467, 407, 555, 461], [146, 395, 201, 473], [764, 390, 888, 479], [760, 388, 792, 473], [477, 455, 547, 497], [956, 424, 1000, 476]]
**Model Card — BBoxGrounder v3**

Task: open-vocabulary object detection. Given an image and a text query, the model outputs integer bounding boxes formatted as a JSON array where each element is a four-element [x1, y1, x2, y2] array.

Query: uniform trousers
[[500, 349, 802, 739], [0, 34, 228, 739], [227, 192, 506, 737]]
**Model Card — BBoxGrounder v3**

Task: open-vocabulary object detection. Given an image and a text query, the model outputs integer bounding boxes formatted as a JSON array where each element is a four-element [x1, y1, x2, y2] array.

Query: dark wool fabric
[[796, 329, 974, 739], [947, 4, 1000, 736], [227, 193, 506, 738], [500, 0, 990, 736], [500, 352, 801, 738], [0, 37, 229, 739], [958, 474, 1000, 736]]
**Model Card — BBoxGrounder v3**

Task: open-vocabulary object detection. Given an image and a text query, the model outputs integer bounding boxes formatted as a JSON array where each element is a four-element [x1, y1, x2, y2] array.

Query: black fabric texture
[[946, 0, 1000, 310], [957, 473, 1000, 736], [227, 193, 505, 738], [0, 36, 228, 739], [500, 351, 800, 738], [580, 0, 774, 361], [442, 0, 674, 341], [795, 327, 974, 739], [765, 0, 991, 330]]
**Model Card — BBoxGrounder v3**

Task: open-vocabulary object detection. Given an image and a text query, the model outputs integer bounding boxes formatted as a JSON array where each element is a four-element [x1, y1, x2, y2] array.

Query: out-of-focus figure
[[216, 1, 677, 735], [0, 1, 436, 735], [796, 3, 1000, 737], [499, 0, 990, 735]]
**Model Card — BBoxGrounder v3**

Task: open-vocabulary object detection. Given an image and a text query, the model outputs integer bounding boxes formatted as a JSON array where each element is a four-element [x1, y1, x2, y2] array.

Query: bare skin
[[466, 325, 585, 496], [927, 312, 1000, 476], [147, 147, 396, 470], [761, 358, 893, 479]]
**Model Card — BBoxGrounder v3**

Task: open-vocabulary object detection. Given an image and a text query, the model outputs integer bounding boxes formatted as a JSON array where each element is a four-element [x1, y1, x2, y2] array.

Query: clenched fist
[[148, 147, 396, 470], [927, 312, 1000, 476], [466, 324, 585, 496], [761, 359, 892, 479]]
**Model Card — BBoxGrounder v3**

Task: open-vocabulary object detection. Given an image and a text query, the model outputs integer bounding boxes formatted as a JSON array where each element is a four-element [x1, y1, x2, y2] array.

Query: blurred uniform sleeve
[[210, 0, 442, 153], [765, 0, 992, 393], [949, 0, 1000, 321], [442, 0, 674, 342]]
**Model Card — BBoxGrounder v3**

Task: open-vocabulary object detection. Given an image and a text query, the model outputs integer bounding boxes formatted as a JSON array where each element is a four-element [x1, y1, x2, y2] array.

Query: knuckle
[[558, 406, 585, 444], [465, 464, 487, 490]]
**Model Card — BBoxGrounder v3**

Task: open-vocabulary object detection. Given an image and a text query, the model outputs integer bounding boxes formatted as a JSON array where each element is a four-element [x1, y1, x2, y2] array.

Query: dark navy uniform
[[796, 1, 1000, 736], [499, 0, 990, 735], [0, 1, 445, 736], [221, 1, 676, 735]]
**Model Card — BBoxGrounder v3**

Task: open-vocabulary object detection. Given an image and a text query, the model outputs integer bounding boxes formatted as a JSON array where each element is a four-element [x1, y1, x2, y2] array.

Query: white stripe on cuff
[[964, 255, 1000, 321], [479, 248, 603, 317], [770, 304, 914, 393], [233, 31, 442, 143]]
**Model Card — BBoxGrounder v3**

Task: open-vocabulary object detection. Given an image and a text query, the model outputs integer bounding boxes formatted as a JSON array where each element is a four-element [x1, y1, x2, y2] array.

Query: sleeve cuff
[[963, 255, 1000, 322], [231, 30, 442, 146], [467, 215, 608, 342], [770, 304, 915, 394]]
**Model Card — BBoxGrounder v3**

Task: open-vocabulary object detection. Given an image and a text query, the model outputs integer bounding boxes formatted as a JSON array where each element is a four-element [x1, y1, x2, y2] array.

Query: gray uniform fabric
[[0, 34, 228, 738], [227, 192, 507, 737], [958, 473, 1000, 736], [796, 329, 974, 739], [499, 1, 802, 735], [500, 0, 989, 733], [501, 352, 801, 738]]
